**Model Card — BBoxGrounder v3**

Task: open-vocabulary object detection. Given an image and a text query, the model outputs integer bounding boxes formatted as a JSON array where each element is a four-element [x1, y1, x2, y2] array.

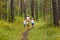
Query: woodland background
[[0, 0, 60, 40]]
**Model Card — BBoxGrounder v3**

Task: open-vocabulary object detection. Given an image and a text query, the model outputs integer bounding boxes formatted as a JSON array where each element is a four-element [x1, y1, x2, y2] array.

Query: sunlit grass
[[0, 17, 60, 40], [28, 19, 60, 40], [0, 17, 26, 40]]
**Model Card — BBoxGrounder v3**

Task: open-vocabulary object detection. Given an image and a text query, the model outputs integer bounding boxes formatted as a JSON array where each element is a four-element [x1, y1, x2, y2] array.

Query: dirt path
[[22, 27, 33, 40]]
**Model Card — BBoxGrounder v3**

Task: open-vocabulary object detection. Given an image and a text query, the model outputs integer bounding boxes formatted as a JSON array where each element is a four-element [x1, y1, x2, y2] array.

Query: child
[[23, 19, 26, 27], [27, 21, 30, 27], [26, 15, 30, 22], [26, 15, 30, 27], [31, 18, 34, 27]]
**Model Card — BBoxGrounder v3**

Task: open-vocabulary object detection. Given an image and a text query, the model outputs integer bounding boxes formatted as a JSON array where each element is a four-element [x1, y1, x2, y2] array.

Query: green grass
[[0, 17, 60, 40], [28, 19, 60, 40], [0, 17, 27, 40]]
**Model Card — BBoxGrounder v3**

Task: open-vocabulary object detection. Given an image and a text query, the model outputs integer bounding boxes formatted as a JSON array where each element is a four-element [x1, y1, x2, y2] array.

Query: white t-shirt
[[24, 20, 26, 24], [31, 20, 34, 23], [26, 17, 30, 21]]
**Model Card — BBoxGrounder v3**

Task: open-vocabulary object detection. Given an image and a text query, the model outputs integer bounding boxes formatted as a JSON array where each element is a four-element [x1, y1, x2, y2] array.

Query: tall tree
[[1, 0, 6, 20], [20, 0, 23, 17], [23, 0, 26, 18], [43, 0, 46, 21], [10, 0, 14, 22], [58, 0, 60, 19], [30, 0, 34, 18], [4, 0, 7, 20], [0, 0, 2, 19], [39, 0, 43, 18], [52, 0, 59, 26], [35, 0, 38, 20], [43, 0, 48, 21]]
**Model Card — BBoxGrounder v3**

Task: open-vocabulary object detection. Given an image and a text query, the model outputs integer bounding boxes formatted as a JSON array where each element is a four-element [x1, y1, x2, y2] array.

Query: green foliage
[[0, 17, 25, 40], [28, 19, 60, 40], [0, 0, 60, 40]]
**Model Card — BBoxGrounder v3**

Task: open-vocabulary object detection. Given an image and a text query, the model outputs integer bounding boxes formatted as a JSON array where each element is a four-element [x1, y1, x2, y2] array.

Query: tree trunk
[[52, 0, 59, 26], [0, 0, 2, 19], [58, 0, 60, 20], [43, 0, 48, 21], [1, 0, 7, 20], [40, 0, 43, 18], [35, 0, 38, 20], [20, 0, 23, 17], [43, 3, 46, 21], [23, 0, 26, 18], [30, 0, 34, 18], [11, 0, 14, 22], [4, 0, 7, 20]]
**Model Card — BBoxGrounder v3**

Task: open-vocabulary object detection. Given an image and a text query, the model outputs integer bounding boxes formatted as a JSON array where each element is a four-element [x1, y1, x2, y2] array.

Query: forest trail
[[22, 27, 33, 40]]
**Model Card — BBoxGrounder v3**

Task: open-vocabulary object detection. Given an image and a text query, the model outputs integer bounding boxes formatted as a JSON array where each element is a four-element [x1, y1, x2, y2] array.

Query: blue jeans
[[24, 24, 26, 27], [32, 23, 34, 27]]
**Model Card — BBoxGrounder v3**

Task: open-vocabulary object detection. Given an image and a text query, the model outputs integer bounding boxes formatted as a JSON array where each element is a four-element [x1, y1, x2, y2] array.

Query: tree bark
[[58, 0, 60, 20], [52, 0, 59, 26], [30, 0, 34, 18], [23, 0, 26, 18], [11, 0, 14, 22], [43, 2, 46, 21], [0, 0, 2, 19], [20, 0, 23, 17], [35, 0, 38, 20], [4, 0, 7, 20]]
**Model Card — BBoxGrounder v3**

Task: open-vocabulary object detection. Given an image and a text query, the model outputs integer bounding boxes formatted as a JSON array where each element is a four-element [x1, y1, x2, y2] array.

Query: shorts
[[24, 24, 26, 27], [32, 23, 34, 26]]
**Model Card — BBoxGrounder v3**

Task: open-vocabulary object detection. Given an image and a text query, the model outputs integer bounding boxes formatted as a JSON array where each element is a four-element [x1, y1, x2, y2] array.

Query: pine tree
[[10, 0, 14, 22], [52, 0, 59, 26], [30, 0, 34, 18]]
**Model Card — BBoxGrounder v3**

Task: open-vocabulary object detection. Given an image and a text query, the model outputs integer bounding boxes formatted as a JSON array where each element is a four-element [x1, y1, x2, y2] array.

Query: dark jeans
[[32, 23, 34, 27], [24, 24, 26, 27]]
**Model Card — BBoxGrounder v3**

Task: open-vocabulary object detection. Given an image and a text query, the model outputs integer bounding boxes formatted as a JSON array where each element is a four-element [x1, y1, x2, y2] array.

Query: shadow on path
[[22, 27, 33, 40]]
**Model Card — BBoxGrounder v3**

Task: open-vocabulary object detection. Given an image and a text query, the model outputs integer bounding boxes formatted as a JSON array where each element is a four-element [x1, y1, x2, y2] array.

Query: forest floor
[[27, 21, 60, 40], [0, 17, 60, 40], [22, 27, 33, 40]]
